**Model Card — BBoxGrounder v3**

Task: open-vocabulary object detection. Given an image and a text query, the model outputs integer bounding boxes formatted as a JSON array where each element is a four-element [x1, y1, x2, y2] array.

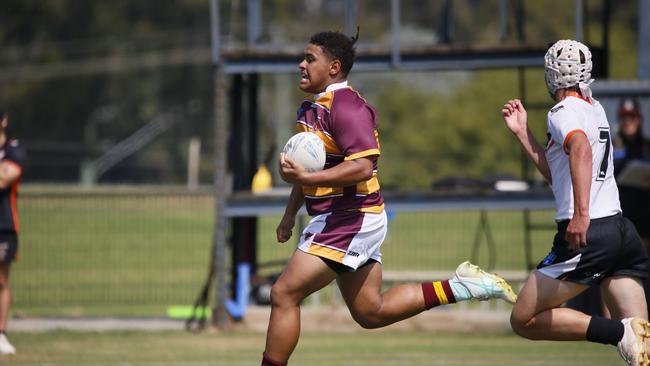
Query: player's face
[[298, 44, 334, 94], [620, 114, 641, 138]]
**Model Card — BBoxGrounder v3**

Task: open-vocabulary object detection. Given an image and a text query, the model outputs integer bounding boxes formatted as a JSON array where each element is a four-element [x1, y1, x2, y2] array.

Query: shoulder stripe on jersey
[[314, 92, 334, 110], [562, 129, 587, 154], [314, 131, 341, 154]]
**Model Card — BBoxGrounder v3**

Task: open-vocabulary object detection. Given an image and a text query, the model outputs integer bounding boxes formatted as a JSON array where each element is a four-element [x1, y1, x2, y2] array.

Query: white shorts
[[297, 210, 387, 271]]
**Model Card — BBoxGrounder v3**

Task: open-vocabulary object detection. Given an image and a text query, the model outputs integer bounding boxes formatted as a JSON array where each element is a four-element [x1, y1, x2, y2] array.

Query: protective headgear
[[544, 39, 593, 99]]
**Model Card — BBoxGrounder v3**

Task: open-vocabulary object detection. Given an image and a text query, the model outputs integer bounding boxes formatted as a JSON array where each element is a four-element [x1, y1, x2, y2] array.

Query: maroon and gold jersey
[[295, 82, 384, 216]]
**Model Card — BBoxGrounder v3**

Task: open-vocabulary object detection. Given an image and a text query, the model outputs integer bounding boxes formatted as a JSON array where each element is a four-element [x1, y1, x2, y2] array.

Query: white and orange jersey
[[545, 93, 621, 221]]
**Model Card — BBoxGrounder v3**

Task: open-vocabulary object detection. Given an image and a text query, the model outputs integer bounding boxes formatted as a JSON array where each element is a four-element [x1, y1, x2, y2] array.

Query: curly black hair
[[309, 29, 359, 77]]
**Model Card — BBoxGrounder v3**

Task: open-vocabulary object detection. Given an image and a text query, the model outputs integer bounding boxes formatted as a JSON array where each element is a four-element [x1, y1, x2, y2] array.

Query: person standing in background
[[614, 97, 650, 318], [614, 97, 650, 249], [0, 109, 26, 355]]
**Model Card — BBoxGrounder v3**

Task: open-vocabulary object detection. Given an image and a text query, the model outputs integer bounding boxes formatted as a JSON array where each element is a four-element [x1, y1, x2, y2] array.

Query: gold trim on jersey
[[356, 175, 380, 194], [317, 131, 341, 154], [295, 121, 341, 154], [302, 186, 343, 197], [345, 148, 381, 161], [313, 92, 334, 110], [359, 203, 385, 214], [307, 242, 345, 263], [295, 124, 311, 133], [302, 175, 379, 197]]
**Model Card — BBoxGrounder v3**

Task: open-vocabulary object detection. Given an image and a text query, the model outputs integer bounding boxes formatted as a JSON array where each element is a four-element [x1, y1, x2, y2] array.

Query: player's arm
[[279, 153, 373, 187], [0, 161, 22, 189], [501, 99, 552, 183], [565, 132, 592, 250], [307, 157, 374, 186], [276, 184, 304, 243]]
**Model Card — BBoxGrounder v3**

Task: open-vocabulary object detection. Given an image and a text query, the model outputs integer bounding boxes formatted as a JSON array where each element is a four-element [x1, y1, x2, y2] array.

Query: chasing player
[[260, 30, 517, 366], [502, 39, 650, 365]]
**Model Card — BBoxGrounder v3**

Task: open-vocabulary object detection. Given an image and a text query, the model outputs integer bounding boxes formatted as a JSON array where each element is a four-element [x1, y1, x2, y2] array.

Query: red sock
[[262, 352, 287, 366], [421, 280, 457, 309]]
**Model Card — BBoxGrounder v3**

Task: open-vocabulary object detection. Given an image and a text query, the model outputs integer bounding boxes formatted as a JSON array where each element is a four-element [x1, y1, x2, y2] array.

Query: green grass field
[[6, 330, 622, 366], [12, 187, 557, 316], [5, 188, 620, 366]]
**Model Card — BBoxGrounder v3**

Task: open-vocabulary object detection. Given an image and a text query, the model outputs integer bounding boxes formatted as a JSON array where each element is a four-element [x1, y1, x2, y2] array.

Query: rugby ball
[[282, 132, 326, 172]]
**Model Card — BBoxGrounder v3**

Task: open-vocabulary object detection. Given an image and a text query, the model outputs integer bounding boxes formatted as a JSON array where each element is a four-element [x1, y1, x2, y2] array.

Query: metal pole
[[601, 0, 610, 78], [575, 0, 584, 42], [438, 0, 453, 44], [640, 0, 650, 79], [514, 0, 525, 42], [209, 0, 229, 329], [210, 0, 221, 64], [345, 0, 358, 37], [499, 0, 509, 42], [390, 0, 401, 67], [247, 0, 261, 46]]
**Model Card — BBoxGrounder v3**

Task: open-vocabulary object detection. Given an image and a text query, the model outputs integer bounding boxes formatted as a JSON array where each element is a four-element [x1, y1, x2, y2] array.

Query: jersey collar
[[565, 90, 592, 105], [313, 80, 348, 100]]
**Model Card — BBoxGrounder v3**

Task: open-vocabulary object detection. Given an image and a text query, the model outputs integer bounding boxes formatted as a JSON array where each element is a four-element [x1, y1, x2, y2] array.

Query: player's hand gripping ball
[[282, 132, 326, 172]]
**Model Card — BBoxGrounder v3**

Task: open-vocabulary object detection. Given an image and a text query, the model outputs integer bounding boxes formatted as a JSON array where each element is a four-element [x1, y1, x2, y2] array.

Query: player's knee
[[349, 305, 383, 329], [269, 282, 290, 307], [269, 281, 301, 308], [351, 312, 382, 329], [509, 310, 535, 338]]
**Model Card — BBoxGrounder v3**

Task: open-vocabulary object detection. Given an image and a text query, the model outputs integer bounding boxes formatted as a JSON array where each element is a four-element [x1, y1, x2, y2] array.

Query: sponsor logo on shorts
[[347, 250, 360, 257], [541, 251, 557, 266], [585, 271, 603, 279]]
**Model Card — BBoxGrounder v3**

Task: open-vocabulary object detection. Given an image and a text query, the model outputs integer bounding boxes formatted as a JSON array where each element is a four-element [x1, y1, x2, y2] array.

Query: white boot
[[0, 333, 15, 355], [617, 318, 650, 366], [452, 261, 518, 303]]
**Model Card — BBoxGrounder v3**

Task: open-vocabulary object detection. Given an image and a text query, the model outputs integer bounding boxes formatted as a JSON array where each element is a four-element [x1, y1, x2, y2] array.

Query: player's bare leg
[[0, 264, 15, 355], [337, 261, 425, 328], [601, 276, 648, 320], [263, 250, 336, 365], [512, 271, 650, 365], [600, 276, 650, 365], [0, 265, 10, 333], [511, 270, 591, 340], [337, 261, 517, 329]]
